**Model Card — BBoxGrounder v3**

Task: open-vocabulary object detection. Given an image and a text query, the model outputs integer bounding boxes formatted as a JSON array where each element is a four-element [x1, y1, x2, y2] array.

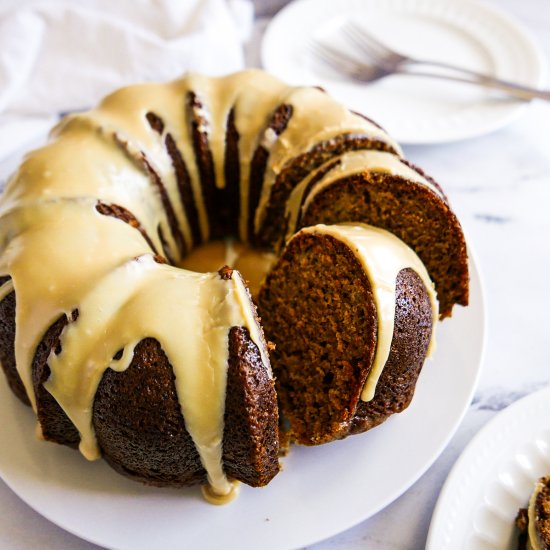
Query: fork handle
[[401, 61, 550, 101]]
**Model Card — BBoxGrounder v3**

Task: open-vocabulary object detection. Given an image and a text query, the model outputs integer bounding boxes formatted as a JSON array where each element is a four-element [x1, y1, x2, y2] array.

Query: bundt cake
[[516, 476, 550, 549], [0, 69, 469, 502]]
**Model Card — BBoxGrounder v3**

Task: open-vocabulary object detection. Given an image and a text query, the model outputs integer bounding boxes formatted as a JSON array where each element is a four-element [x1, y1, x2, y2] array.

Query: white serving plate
[[428, 385, 550, 549]]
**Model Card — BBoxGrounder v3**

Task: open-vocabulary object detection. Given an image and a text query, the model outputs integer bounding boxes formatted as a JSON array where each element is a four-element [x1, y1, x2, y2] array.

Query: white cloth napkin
[[0, 0, 253, 162]]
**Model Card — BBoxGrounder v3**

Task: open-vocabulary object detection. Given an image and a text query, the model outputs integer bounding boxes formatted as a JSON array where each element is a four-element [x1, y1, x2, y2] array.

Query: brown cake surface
[[94, 329, 279, 488], [255, 133, 398, 248]]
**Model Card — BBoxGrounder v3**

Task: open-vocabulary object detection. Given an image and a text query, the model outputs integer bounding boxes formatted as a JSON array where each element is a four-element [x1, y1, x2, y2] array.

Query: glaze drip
[[299, 224, 438, 402]]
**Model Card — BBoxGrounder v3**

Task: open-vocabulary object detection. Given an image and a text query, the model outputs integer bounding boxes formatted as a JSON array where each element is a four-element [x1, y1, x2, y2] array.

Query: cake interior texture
[[296, 171, 468, 318], [258, 227, 434, 445]]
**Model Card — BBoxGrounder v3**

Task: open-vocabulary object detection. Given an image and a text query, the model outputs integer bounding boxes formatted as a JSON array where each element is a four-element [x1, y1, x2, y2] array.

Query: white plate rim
[[0, 251, 486, 550], [261, 0, 546, 145], [426, 385, 550, 549]]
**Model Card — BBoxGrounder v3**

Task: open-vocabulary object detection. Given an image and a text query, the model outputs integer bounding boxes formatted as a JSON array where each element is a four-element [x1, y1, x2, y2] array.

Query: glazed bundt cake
[[0, 69, 469, 502]]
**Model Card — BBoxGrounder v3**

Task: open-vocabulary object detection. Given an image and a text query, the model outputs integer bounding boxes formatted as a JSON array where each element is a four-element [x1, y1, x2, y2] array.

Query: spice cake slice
[[516, 476, 550, 550], [284, 150, 468, 318], [257, 223, 437, 445]]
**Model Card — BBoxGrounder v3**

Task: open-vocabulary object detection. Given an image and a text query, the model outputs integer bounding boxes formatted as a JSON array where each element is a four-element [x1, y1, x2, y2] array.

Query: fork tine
[[308, 41, 364, 77], [344, 22, 394, 58], [308, 40, 389, 83], [342, 28, 389, 67], [343, 22, 407, 71]]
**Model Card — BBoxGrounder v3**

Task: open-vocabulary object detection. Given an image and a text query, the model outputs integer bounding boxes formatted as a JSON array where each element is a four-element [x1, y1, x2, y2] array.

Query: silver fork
[[308, 41, 393, 83], [311, 23, 550, 101]]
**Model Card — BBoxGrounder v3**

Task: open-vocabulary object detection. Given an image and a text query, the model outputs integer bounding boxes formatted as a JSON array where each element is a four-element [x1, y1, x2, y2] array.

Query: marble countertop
[[0, 0, 549, 548]]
